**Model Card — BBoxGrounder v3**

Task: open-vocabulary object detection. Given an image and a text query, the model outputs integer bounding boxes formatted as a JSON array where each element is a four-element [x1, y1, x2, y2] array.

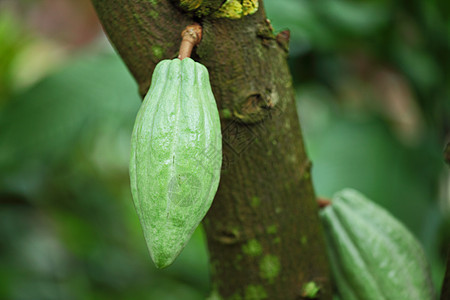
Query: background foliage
[[0, 0, 448, 299]]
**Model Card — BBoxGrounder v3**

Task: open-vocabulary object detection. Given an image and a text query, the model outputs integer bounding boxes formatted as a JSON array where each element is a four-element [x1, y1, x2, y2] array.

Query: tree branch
[[91, 1, 332, 298]]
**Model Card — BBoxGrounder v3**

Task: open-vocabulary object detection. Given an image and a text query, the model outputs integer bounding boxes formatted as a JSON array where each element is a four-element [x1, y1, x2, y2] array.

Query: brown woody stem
[[178, 23, 202, 60], [317, 197, 331, 208]]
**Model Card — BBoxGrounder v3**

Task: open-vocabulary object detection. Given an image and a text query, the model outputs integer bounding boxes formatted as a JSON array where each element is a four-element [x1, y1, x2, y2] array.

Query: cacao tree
[[91, 0, 332, 299]]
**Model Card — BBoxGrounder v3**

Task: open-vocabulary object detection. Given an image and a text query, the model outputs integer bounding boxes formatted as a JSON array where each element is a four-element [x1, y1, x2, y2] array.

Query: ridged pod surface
[[320, 189, 436, 300], [129, 58, 222, 268]]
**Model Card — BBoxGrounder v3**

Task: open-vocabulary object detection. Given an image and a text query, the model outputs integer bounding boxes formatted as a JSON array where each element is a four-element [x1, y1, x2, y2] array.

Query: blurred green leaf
[[318, 0, 390, 36], [0, 53, 140, 195], [0, 52, 210, 300], [0, 11, 30, 104]]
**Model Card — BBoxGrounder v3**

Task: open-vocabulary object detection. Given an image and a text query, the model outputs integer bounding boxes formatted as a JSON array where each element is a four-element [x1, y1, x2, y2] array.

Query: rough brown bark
[[91, 1, 332, 299]]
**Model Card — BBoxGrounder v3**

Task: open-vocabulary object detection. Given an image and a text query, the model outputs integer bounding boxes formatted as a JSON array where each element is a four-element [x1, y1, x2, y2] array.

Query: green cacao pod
[[129, 58, 222, 268], [320, 189, 436, 300]]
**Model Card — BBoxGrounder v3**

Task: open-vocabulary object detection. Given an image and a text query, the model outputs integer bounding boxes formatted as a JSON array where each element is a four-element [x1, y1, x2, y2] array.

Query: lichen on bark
[[177, 0, 258, 18]]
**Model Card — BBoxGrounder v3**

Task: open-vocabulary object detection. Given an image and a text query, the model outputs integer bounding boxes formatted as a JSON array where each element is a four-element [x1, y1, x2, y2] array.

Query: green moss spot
[[245, 285, 267, 299], [242, 0, 259, 15], [272, 237, 281, 244], [242, 239, 262, 256], [149, 10, 158, 19], [301, 235, 308, 245], [267, 225, 277, 234], [303, 171, 310, 179], [302, 281, 320, 298], [151, 45, 163, 59], [148, 0, 157, 4], [275, 207, 282, 214], [250, 196, 261, 208], [221, 108, 232, 119], [211, 0, 259, 19], [213, 0, 243, 19], [259, 255, 280, 283]]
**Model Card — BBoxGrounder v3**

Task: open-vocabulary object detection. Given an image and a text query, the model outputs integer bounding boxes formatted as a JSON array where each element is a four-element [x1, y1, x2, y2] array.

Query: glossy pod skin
[[320, 189, 436, 300], [129, 58, 222, 268]]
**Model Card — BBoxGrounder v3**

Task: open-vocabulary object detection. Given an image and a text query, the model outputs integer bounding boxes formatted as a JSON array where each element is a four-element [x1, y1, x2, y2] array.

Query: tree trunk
[[91, 1, 332, 299]]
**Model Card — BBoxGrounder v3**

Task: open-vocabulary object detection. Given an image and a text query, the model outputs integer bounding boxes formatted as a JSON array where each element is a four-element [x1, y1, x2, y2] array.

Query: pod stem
[[178, 23, 202, 60], [317, 197, 331, 209]]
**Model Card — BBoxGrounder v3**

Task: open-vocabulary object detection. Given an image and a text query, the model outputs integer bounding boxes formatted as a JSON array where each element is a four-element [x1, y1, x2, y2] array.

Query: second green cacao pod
[[129, 58, 222, 268], [320, 189, 436, 300]]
